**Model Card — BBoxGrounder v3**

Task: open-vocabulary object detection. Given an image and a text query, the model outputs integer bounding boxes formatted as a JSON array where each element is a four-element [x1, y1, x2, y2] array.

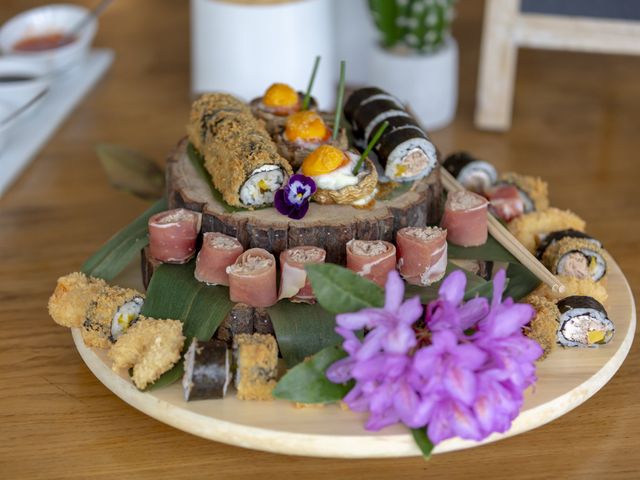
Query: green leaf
[[81, 198, 168, 281], [273, 345, 353, 403], [411, 428, 435, 460], [504, 263, 540, 301], [306, 263, 385, 314], [447, 235, 518, 263], [404, 262, 489, 303], [141, 261, 235, 390], [267, 301, 342, 367], [96, 144, 165, 200]]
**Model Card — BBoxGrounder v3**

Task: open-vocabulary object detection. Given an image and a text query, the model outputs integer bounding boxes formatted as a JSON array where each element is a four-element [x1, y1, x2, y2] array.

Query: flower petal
[[336, 311, 371, 330], [393, 380, 422, 428], [444, 365, 477, 405], [451, 401, 483, 441], [492, 269, 507, 307], [326, 357, 355, 384], [396, 296, 424, 325], [439, 270, 467, 305], [288, 201, 309, 220], [382, 324, 416, 354], [384, 270, 405, 312], [458, 297, 489, 330], [427, 401, 455, 444]]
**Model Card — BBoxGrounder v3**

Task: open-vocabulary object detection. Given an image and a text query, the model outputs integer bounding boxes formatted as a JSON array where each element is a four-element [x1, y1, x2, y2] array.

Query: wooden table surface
[[1, 1, 638, 478]]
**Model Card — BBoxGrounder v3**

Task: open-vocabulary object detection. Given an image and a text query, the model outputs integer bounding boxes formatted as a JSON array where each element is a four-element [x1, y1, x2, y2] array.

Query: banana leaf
[[447, 235, 518, 263]]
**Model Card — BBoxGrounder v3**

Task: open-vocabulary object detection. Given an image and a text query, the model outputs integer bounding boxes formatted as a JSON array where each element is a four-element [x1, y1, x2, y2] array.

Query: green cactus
[[368, 0, 456, 54]]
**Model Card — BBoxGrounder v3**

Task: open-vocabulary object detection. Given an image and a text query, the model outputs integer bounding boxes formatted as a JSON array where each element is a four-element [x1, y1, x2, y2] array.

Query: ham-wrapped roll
[[346, 240, 397, 287], [440, 191, 489, 247], [396, 227, 448, 286], [227, 248, 277, 307], [148, 208, 202, 263], [195, 232, 244, 286], [486, 184, 523, 222], [278, 246, 326, 303]]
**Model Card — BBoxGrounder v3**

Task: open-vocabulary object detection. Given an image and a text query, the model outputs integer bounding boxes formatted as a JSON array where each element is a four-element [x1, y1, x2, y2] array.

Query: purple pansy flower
[[274, 174, 316, 220], [327, 268, 543, 446]]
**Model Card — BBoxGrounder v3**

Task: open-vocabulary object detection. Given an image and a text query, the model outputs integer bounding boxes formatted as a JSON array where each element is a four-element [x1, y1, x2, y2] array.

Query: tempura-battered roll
[[396, 227, 448, 286], [82, 285, 145, 349], [234, 333, 278, 401], [279, 246, 326, 303], [535, 229, 602, 260], [530, 275, 609, 305], [227, 249, 278, 307], [556, 296, 614, 348], [508, 208, 586, 253], [346, 240, 397, 287], [524, 295, 560, 360], [148, 208, 202, 264], [442, 152, 498, 194], [182, 338, 231, 401], [195, 232, 244, 286], [498, 173, 549, 213], [440, 190, 489, 247], [541, 236, 607, 282], [188, 93, 252, 152], [48, 272, 106, 328]]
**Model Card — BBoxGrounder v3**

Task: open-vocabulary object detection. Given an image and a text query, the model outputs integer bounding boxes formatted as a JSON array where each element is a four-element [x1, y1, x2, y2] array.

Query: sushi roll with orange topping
[[276, 110, 348, 168], [250, 83, 317, 135], [300, 145, 378, 208]]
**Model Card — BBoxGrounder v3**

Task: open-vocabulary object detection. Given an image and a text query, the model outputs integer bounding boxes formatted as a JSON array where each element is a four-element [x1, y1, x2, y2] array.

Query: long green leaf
[[411, 428, 435, 460], [273, 345, 353, 403], [81, 198, 168, 280], [447, 235, 518, 263], [306, 264, 385, 314], [504, 263, 540, 301], [141, 261, 235, 390], [96, 144, 165, 200], [268, 301, 342, 367]]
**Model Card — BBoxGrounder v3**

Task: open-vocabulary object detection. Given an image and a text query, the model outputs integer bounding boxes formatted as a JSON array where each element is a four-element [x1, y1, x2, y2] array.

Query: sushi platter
[[70, 252, 634, 458], [48, 69, 636, 457]]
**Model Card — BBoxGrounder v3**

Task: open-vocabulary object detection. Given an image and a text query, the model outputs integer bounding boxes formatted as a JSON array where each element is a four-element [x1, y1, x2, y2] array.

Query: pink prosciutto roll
[[227, 248, 277, 307], [441, 190, 489, 247], [486, 184, 523, 222], [396, 227, 448, 286], [279, 246, 326, 303], [148, 208, 202, 263], [346, 240, 397, 287], [194, 232, 244, 286]]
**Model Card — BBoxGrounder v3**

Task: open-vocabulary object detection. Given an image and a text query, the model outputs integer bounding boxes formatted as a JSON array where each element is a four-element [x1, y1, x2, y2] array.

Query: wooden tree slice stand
[[166, 138, 443, 264]]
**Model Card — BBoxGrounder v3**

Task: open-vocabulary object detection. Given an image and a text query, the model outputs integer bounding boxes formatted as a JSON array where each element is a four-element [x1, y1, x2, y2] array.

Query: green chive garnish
[[302, 55, 321, 111], [353, 121, 389, 175], [332, 60, 346, 142]]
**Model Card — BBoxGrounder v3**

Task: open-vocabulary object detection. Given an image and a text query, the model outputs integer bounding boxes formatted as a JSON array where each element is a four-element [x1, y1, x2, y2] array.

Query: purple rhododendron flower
[[328, 268, 543, 446], [274, 174, 316, 220]]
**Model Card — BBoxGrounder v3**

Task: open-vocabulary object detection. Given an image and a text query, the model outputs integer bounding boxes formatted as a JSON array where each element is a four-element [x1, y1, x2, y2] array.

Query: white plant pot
[[368, 37, 459, 131], [191, 0, 336, 106]]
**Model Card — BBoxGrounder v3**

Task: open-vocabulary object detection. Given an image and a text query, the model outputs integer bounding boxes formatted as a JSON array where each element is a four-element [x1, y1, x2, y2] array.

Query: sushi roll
[[48, 272, 106, 328], [508, 208, 586, 253], [344, 86, 403, 124], [194, 232, 244, 286], [82, 285, 145, 349], [227, 249, 278, 308], [108, 316, 185, 390], [190, 93, 293, 208], [346, 240, 397, 287], [301, 145, 379, 207], [535, 229, 602, 260], [188, 92, 252, 153], [486, 184, 524, 222], [396, 227, 448, 286], [442, 152, 498, 194], [148, 208, 202, 264], [279, 246, 326, 303], [541, 236, 607, 282], [524, 295, 560, 360], [182, 338, 231, 401], [440, 190, 489, 247], [250, 83, 317, 135], [530, 275, 608, 305], [234, 333, 278, 401], [275, 110, 348, 169], [556, 296, 614, 348], [497, 173, 549, 213]]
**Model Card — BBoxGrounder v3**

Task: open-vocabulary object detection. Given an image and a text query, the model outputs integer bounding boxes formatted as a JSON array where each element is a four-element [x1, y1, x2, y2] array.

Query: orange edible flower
[[284, 111, 330, 142], [263, 83, 299, 108], [302, 145, 349, 176]]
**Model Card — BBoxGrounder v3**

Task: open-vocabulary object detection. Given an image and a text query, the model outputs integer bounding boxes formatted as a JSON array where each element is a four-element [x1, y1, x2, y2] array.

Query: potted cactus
[[367, 0, 458, 130]]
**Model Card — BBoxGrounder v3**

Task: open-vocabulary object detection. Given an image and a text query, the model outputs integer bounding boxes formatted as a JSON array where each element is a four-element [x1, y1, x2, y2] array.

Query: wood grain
[[0, 0, 639, 478]]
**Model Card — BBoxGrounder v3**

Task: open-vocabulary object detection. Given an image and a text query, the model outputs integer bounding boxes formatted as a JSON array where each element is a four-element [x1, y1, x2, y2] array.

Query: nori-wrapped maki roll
[[535, 229, 602, 260], [556, 296, 614, 347], [344, 86, 403, 124], [182, 338, 231, 401], [442, 151, 498, 194], [541, 236, 607, 282]]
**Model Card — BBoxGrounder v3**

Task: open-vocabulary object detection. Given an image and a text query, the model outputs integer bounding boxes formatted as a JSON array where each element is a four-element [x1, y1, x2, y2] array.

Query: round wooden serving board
[[166, 139, 443, 264], [72, 253, 636, 458]]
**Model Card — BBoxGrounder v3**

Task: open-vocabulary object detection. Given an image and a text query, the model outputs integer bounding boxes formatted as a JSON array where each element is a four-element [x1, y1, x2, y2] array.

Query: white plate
[[72, 253, 636, 458]]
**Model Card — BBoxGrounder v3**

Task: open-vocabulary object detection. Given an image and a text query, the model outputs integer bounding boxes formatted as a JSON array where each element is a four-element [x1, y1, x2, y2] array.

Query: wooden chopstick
[[440, 167, 566, 294]]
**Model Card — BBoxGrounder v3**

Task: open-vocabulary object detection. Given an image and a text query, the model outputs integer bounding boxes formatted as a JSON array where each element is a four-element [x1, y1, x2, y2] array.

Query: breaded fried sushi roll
[[48, 272, 106, 328], [508, 208, 586, 253], [541, 235, 607, 282], [234, 333, 278, 401]]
